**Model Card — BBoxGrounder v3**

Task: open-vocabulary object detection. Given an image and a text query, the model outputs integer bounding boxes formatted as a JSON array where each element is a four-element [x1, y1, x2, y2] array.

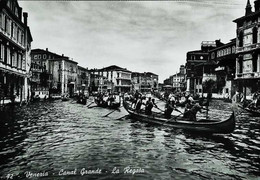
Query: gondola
[[123, 100, 235, 134], [237, 101, 260, 116], [94, 98, 121, 109], [243, 107, 260, 116]]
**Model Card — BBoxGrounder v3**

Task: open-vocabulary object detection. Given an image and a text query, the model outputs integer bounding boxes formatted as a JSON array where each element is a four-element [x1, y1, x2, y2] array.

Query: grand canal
[[0, 98, 259, 180]]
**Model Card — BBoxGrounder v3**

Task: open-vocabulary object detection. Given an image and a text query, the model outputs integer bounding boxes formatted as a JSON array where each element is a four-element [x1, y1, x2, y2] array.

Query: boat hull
[[123, 101, 235, 134]]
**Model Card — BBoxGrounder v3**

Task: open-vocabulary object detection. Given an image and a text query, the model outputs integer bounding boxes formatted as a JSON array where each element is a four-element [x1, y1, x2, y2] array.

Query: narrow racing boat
[[123, 100, 235, 134]]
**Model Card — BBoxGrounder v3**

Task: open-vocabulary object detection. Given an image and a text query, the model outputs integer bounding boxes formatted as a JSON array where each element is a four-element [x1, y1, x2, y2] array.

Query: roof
[[99, 65, 131, 73], [187, 50, 208, 54], [144, 72, 158, 76], [233, 11, 260, 23], [208, 40, 236, 52], [48, 58, 78, 64]]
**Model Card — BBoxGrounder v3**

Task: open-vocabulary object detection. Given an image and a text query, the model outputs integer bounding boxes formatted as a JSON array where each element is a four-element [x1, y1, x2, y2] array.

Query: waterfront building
[[31, 61, 50, 99], [233, 0, 260, 96], [185, 40, 223, 94], [98, 65, 132, 93], [208, 39, 236, 99], [77, 66, 90, 95], [171, 65, 186, 92], [31, 48, 63, 97], [48, 57, 78, 97], [31, 49, 78, 97], [0, 0, 33, 104], [132, 72, 158, 93]]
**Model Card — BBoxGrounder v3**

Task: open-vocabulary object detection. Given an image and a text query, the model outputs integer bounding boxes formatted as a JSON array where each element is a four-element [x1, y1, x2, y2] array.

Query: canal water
[[0, 98, 259, 180]]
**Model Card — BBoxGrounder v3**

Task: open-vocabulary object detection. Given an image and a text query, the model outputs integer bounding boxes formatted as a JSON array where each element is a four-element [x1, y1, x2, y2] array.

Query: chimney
[[62, 54, 64, 57], [23, 12, 28, 26], [46, 48, 48, 52]]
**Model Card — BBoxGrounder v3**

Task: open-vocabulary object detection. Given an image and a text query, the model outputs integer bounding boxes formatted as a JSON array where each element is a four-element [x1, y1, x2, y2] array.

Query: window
[[226, 88, 229, 94], [211, 52, 215, 59], [232, 46, 236, 53], [7, 47, 10, 65], [13, 52, 17, 68], [253, 27, 258, 44], [43, 54, 47, 59], [11, 22, 13, 37], [0, 43, 4, 61], [4, 16, 7, 32], [22, 55, 25, 70], [17, 28, 20, 42], [227, 47, 231, 54], [38, 54, 41, 59], [239, 31, 243, 47], [21, 31, 24, 45], [0, 13, 2, 30]]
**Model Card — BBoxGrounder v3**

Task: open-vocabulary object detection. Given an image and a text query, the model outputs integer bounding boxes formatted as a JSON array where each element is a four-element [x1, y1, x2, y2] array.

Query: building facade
[[96, 65, 132, 93], [132, 72, 158, 92], [208, 39, 236, 99], [31, 49, 78, 97], [171, 65, 185, 91], [185, 40, 223, 94], [48, 58, 78, 97], [233, 0, 260, 96], [77, 66, 90, 95], [0, 0, 33, 104]]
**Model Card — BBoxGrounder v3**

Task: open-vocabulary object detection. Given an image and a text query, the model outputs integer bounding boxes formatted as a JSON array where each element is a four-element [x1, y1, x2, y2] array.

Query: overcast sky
[[19, 0, 247, 82]]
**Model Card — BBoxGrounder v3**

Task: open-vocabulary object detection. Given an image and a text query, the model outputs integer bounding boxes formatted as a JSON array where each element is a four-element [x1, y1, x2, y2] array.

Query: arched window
[[211, 52, 215, 59], [253, 27, 258, 44]]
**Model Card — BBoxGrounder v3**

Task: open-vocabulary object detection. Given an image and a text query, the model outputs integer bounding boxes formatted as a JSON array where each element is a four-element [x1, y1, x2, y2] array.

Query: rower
[[145, 98, 158, 115], [164, 98, 175, 119], [183, 102, 204, 121], [135, 96, 145, 113]]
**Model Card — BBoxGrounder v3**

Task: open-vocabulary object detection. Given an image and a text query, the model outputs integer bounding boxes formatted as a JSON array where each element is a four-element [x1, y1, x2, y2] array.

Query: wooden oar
[[174, 108, 183, 114], [103, 109, 118, 117], [155, 107, 164, 112], [86, 102, 94, 107], [116, 114, 129, 120], [88, 105, 98, 109]]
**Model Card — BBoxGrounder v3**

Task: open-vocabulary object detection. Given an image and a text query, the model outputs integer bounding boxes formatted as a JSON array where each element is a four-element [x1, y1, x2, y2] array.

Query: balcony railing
[[236, 72, 260, 79], [116, 77, 131, 80], [236, 43, 260, 53]]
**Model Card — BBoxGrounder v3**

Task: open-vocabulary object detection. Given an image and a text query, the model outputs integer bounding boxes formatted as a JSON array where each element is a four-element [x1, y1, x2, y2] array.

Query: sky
[[19, 0, 247, 83]]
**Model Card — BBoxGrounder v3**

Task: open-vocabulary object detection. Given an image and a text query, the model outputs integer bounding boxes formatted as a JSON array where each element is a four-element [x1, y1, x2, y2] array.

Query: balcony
[[236, 72, 260, 79], [236, 43, 260, 53], [116, 77, 131, 80]]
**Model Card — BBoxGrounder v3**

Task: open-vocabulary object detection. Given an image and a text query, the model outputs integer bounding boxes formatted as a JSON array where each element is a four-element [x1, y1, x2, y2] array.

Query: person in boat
[[248, 92, 260, 109], [131, 90, 141, 108], [107, 94, 115, 106], [183, 97, 195, 116], [232, 91, 244, 104], [135, 96, 146, 113], [164, 97, 176, 119], [145, 98, 158, 115], [183, 103, 203, 121]]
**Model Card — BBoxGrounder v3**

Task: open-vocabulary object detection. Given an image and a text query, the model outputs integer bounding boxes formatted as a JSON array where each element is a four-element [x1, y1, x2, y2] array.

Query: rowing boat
[[94, 98, 121, 109], [123, 100, 235, 134], [243, 107, 260, 116]]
